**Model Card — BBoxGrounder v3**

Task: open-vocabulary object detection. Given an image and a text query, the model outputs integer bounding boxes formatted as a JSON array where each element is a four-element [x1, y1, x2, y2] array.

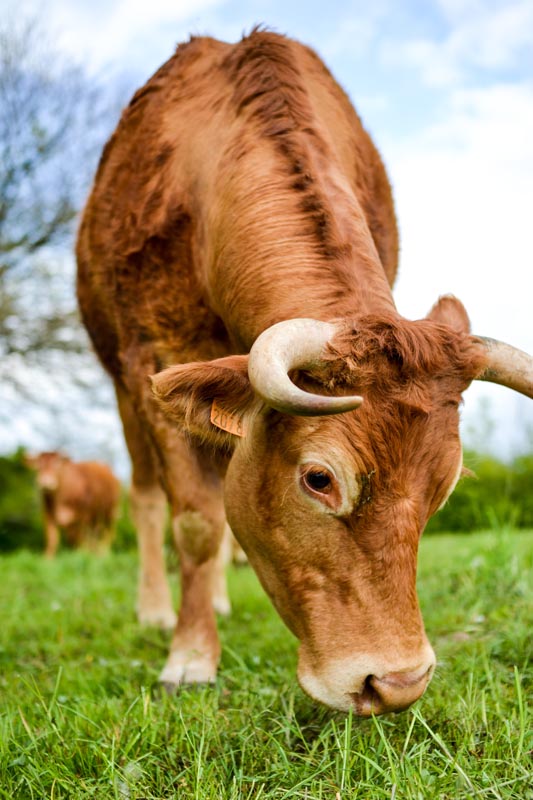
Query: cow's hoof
[[156, 678, 215, 697], [137, 608, 177, 630], [159, 651, 218, 687], [158, 680, 179, 696]]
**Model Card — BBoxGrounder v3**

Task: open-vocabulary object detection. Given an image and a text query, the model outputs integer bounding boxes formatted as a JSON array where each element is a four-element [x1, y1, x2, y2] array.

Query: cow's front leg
[[131, 483, 177, 630], [159, 510, 225, 687]]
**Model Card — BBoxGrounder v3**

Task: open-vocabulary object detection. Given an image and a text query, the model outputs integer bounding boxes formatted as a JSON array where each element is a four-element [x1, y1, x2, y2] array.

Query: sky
[[4, 0, 533, 470]]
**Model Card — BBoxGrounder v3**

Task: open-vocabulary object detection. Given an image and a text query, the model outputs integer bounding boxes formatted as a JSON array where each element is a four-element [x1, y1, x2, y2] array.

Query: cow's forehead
[[297, 335, 480, 427], [325, 315, 483, 383]]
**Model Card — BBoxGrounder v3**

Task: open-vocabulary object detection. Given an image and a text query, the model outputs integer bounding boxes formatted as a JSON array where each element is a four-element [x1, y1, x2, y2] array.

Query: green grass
[[0, 528, 532, 799]]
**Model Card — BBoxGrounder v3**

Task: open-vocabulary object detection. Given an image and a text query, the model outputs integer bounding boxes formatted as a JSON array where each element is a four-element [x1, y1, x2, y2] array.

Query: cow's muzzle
[[297, 644, 436, 715]]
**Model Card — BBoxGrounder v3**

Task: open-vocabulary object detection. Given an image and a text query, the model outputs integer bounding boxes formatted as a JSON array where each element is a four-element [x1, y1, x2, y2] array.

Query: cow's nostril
[[350, 674, 385, 716]]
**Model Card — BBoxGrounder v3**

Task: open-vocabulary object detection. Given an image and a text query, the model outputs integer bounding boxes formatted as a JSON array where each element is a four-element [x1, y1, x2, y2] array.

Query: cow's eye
[[299, 463, 345, 513], [301, 466, 333, 495]]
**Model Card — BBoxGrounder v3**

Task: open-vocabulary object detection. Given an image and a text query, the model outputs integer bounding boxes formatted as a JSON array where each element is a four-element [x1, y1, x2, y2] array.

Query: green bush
[[509, 452, 533, 527], [0, 449, 43, 551], [426, 449, 532, 533]]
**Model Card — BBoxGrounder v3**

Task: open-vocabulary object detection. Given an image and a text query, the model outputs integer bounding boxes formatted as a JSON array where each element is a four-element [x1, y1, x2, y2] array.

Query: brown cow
[[76, 30, 533, 715], [26, 452, 120, 557]]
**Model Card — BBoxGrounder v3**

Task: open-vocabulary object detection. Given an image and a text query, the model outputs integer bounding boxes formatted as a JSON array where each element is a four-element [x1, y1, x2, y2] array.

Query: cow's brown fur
[[77, 30, 488, 713], [26, 452, 120, 557]]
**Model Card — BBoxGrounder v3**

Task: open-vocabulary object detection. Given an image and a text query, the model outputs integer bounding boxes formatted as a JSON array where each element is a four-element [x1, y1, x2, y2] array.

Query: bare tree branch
[[0, 13, 122, 366]]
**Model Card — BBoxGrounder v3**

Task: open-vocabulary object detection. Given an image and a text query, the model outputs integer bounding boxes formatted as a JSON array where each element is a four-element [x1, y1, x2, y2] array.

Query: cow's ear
[[426, 294, 471, 333], [151, 355, 257, 451]]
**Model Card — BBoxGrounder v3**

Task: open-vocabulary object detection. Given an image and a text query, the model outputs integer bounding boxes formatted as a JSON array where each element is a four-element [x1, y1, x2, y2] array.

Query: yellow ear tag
[[210, 399, 247, 438]]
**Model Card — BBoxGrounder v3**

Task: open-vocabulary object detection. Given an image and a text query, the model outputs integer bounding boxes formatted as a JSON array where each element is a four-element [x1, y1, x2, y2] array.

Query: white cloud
[[384, 0, 533, 87], [321, 12, 383, 61], [25, 0, 226, 72]]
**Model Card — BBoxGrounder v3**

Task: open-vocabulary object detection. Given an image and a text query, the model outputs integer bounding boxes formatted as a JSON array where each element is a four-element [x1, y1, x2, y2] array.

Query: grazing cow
[[77, 30, 533, 715], [26, 452, 120, 557]]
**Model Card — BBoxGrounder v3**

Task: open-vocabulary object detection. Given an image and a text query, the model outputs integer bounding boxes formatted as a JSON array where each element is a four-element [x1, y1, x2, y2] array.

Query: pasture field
[[0, 529, 532, 799]]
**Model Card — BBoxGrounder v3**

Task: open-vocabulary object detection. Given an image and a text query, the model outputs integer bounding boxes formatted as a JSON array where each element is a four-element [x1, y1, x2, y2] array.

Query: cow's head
[[25, 451, 67, 490], [152, 296, 532, 715]]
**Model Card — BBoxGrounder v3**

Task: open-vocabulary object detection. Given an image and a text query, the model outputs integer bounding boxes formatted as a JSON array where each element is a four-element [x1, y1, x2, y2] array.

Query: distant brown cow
[[77, 30, 533, 715], [26, 452, 120, 557]]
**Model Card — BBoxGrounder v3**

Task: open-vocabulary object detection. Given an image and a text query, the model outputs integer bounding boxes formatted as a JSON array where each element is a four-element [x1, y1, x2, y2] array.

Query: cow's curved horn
[[248, 318, 363, 415], [476, 337, 533, 398]]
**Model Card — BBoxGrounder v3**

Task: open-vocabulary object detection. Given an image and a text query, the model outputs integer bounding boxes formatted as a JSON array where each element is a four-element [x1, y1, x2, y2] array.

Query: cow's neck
[[207, 144, 397, 350]]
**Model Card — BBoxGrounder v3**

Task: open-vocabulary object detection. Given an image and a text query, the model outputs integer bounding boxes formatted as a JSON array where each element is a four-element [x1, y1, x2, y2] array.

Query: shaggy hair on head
[[310, 314, 488, 411]]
